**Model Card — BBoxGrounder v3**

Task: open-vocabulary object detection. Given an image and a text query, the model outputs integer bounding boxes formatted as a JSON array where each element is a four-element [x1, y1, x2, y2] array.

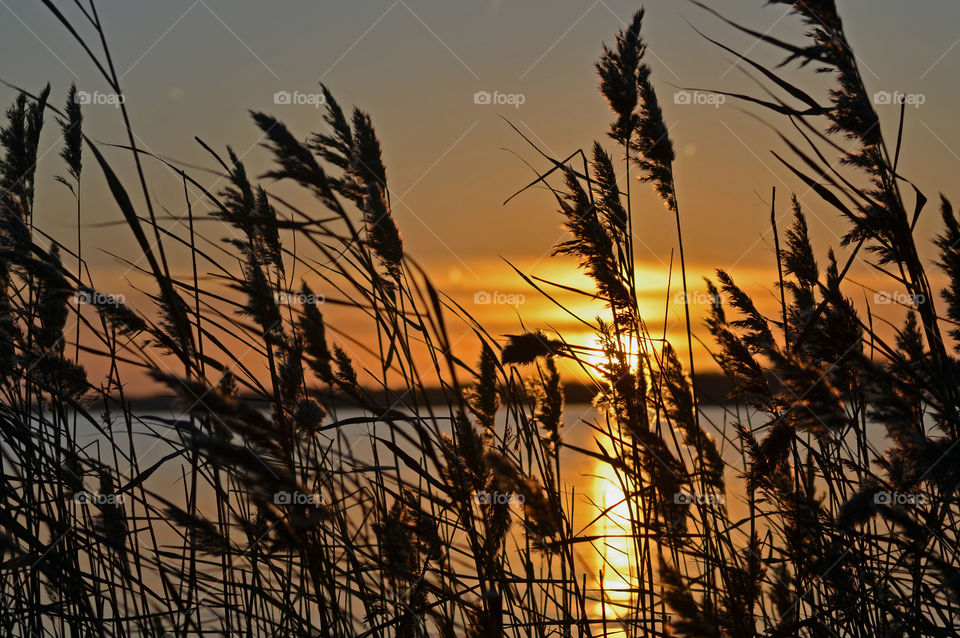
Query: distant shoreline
[[113, 372, 737, 412]]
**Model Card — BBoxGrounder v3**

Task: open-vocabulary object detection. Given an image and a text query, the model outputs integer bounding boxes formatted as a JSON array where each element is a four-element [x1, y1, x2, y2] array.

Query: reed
[[1, 1, 959, 636]]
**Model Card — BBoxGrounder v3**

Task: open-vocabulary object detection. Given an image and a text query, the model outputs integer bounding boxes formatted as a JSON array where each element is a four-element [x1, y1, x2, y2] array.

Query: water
[[51, 401, 891, 634]]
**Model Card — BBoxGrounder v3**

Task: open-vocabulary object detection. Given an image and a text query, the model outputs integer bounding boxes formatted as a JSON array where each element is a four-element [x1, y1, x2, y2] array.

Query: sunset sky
[[3, 0, 960, 389]]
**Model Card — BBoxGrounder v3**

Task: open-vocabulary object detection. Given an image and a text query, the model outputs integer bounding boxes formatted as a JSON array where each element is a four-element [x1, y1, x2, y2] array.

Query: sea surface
[[45, 402, 892, 632]]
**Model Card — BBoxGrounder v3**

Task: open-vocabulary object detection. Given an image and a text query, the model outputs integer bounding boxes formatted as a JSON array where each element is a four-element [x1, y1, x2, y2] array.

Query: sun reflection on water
[[588, 460, 640, 636]]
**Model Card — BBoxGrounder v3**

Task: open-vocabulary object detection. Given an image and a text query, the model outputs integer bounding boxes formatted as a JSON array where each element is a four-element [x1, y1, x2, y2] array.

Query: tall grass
[[1, 1, 959, 636]]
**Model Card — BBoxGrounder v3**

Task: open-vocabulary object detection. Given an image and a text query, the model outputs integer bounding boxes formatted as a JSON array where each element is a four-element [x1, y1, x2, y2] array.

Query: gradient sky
[[3, 0, 960, 387]]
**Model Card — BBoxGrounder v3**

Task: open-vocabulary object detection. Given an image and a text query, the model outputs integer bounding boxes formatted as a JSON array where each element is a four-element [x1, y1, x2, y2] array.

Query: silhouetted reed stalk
[[2, 1, 960, 636]]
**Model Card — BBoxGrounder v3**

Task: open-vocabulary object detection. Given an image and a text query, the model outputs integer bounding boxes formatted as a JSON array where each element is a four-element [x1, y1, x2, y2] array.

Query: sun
[[565, 332, 656, 382]]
